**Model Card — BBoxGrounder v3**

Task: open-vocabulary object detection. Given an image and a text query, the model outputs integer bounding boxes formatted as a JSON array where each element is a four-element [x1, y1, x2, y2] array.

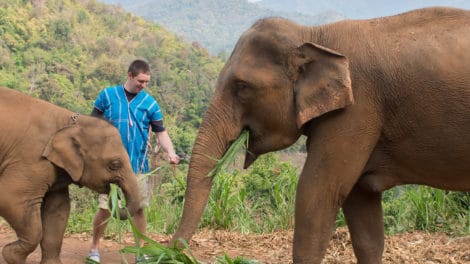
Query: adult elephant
[[171, 7, 470, 264], [0, 87, 141, 264]]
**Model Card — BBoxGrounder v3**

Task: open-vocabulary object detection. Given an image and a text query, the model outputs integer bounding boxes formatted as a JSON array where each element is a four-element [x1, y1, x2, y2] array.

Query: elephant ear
[[294, 42, 353, 128], [42, 126, 84, 182]]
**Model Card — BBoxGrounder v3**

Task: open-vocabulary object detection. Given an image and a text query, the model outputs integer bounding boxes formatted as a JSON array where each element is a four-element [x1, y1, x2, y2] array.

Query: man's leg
[[88, 194, 111, 263], [134, 174, 150, 239], [91, 208, 111, 250], [134, 174, 150, 262]]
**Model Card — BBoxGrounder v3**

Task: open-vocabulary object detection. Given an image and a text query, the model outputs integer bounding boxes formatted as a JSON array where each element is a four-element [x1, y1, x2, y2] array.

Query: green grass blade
[[207, 130, 249, 178], [120, 220, 200, 264]]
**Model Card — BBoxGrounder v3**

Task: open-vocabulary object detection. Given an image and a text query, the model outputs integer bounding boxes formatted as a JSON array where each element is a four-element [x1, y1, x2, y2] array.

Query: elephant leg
[[2, 200, 43, 264], [343, 185, 384, 264], [293, 145, 378, 263], [293, 111, 381, 263], [294, 169, 340, 264], [39, 188, 70, 264]]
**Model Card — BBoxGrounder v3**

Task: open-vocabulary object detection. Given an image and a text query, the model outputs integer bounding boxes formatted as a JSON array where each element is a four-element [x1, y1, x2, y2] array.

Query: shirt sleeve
[[150, 102, 163, 121], [151, 120, 165, 132], [91, 107, 104, 118], [148, 97, 165, 132], [93, 90, 107, 112]]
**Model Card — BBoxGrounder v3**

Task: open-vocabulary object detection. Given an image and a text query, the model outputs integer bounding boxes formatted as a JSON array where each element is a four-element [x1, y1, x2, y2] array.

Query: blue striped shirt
[[94, 85, 163, 173]]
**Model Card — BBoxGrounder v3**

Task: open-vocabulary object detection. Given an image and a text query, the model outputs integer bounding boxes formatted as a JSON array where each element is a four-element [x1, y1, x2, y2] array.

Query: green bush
[[382, 186, 470, 235]]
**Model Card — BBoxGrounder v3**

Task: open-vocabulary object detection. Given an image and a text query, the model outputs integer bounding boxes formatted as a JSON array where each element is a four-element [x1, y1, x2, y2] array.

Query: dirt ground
[[0, 224, 468, 264]]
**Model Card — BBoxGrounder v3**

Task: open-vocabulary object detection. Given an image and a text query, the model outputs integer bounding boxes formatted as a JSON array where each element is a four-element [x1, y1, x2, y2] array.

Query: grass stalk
[[207, 130, 249, 178]]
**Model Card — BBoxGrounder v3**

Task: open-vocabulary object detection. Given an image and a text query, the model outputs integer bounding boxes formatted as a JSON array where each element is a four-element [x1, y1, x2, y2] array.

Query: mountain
[[99, 0, 344, 55], [257, 0, 470, 19], [100, 0, 470, 54]]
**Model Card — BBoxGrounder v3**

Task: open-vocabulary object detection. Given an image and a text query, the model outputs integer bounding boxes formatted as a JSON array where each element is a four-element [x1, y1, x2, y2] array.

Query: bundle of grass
[[215, 254, 259, 264], [120, 232, 259, 263], [120, 228, 199, 263], [208, 130, 249, 177]]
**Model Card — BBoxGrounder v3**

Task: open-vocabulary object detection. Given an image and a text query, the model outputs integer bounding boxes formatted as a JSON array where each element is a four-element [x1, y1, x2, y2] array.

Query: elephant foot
[[39, 250, 62, 264], [293, 259, 322, 264], [2, 241, 30, 264], [40, 258, 62, 264]]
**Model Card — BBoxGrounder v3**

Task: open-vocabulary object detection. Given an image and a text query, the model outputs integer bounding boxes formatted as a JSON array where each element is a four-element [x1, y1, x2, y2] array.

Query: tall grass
[[382, 186, 470, 235], [68, 154, 470, 237]]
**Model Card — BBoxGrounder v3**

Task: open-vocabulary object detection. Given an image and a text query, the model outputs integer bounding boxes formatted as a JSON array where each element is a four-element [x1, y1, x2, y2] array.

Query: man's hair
[[128, 59, 150, 77]]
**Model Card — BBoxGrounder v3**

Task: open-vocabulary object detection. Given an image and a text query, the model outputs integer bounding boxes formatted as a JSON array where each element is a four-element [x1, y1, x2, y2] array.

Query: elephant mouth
[[99, 184, 111, 195], [243, 129, 259, 168], [243, 150, 259, 169], [241, 126, 300, 169]]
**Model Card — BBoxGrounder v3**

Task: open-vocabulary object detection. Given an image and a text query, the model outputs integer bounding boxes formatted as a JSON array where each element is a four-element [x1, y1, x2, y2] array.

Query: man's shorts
[[98, 174, 151, 210]]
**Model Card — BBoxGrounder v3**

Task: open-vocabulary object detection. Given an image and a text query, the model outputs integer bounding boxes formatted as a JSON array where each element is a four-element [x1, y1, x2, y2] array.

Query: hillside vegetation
[[0, 0, 224, 155]]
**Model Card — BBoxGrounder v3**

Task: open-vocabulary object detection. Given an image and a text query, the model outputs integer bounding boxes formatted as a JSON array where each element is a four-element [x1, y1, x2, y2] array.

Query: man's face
[[127, 72, 150, 93]]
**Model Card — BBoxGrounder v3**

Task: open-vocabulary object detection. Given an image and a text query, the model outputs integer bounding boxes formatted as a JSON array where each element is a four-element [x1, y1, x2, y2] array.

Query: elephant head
[[42, 115, 140, 219], [171, 18, 353, 245]]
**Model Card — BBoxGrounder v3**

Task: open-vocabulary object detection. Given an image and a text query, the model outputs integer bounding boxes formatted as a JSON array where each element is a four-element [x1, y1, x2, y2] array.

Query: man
[[87, 59, 179, 263]]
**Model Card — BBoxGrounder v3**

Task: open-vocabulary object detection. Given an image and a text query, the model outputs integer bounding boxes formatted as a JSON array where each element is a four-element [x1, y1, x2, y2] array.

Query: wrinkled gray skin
[[171, 7, 470, 264], [0, 87, 140, 264]]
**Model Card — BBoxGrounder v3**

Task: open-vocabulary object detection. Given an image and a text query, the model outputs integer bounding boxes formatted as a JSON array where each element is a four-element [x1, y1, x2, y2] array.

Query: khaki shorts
[[98, 174, 151, 210]]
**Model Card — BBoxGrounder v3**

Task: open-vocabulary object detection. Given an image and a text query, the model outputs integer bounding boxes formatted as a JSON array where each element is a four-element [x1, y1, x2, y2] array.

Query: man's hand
[[156, 130, 180, 165], [168, 153, 180, 164]]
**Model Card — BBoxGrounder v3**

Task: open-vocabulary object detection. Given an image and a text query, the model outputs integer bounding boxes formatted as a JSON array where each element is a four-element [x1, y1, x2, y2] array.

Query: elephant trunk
[[118, 190, 139, 220], [170, 102, 241, 247], [114, 174, 141, 220]]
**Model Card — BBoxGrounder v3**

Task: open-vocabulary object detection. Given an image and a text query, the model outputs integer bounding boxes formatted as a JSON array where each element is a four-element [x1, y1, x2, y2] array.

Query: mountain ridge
[[100, 0, 344, 55], [100, 0, 469, 54], [257, 0, 470, 18]]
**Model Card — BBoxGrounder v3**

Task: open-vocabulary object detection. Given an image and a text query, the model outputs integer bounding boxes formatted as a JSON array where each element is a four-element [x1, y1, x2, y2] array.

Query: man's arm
[[155, 130, 179, 164]]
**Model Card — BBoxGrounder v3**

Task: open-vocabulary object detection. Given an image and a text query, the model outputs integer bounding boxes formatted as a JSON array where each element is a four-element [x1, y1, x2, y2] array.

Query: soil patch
[[0, 224, 468, 263]]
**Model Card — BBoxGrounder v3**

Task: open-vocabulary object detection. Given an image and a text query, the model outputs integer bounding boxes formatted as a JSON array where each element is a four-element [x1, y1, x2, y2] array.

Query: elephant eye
[[236, 80, 249, 89], [234, 81, 253, 102], [108, 160, 122, 171]]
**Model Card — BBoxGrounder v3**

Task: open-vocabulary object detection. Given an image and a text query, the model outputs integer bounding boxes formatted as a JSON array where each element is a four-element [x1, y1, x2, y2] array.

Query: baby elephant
[[0, 87, 140, 264]]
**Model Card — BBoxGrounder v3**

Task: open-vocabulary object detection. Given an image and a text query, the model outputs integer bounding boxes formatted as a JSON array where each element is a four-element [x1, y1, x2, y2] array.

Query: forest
[[0, 0, 224, 158]]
